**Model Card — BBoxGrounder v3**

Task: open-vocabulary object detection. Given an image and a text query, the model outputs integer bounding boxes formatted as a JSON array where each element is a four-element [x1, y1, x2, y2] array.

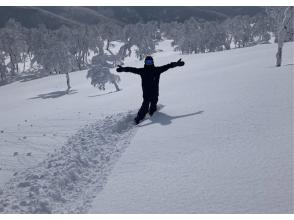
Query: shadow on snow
[[29, 89, 78, 99], [139, 110, 204, 127], [88, 90, 120, 98]]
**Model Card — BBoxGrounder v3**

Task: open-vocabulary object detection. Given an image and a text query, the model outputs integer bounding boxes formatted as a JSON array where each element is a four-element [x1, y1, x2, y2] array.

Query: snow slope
[[0, 41, 293, 213]]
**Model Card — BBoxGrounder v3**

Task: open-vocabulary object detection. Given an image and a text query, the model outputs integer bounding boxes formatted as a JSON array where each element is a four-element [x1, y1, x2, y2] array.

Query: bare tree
[[276, 6, 294, 67], [0, 52, 7, 81]]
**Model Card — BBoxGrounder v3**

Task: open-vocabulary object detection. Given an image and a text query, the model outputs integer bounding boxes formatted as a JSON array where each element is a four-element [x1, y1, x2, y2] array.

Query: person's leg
[[135, 99, 150, 123], [149, 96, 158, 116]]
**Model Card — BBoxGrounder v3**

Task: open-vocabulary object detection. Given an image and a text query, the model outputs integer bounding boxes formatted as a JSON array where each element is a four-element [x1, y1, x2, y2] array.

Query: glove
[[116, 65, 123, 72], [176, 58, 185, 66]]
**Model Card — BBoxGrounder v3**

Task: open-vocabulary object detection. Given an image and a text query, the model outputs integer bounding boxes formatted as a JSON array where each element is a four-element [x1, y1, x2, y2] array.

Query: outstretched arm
[[157, 59, 185, 74], [116, 65, 141, 75]]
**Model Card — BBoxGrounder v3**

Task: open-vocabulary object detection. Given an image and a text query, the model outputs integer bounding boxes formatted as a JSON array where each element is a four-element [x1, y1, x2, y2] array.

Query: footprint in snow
[[0, 110, 138, 214]]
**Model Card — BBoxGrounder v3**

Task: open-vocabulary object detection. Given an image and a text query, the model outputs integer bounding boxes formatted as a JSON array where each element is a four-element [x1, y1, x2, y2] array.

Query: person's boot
[[134, 117, 141, 125]]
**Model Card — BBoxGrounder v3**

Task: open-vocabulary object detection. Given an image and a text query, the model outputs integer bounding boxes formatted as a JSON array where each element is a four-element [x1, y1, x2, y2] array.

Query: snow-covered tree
[[204, 21, 227, 52], [60, 25, 101, 70], [265, 7, 288, 42], [99, 22, 121, 52], [87, 53, 120, 91], [135, 38, 156, 60], [117, 24, 135, 59], [160, 21, 183, 43], [177, 18, 199, 54], [118, 22, 158, 60], [230, 16, 254, 48], [27, 25, 50, 70], [134, 22, 158, 59], [222, 18, 235, 49], [251, 14, 272, 44], [0, 19, 27, 75], [32, 29, 75, 91], [161, 13, 281, 55], [22, 28, 34, 65]]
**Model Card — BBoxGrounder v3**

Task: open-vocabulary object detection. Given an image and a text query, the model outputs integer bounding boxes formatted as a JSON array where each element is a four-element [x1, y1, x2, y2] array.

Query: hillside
[[0, 41, 293, 213], [0, 6, 122, 29], [0, 6, 264, 28], [93, 6, 264, 23]]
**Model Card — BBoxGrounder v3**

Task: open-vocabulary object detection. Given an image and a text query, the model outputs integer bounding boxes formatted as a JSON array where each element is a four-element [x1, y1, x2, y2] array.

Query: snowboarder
[[116, 56, 185, 124]]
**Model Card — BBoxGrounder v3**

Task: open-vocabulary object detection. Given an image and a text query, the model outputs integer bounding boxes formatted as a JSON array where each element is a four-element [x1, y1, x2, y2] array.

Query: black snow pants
[[136, 96, 158, 121]]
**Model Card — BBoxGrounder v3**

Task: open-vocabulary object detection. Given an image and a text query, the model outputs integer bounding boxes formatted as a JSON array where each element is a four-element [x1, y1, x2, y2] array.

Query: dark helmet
[[144, 56, 154, 66]]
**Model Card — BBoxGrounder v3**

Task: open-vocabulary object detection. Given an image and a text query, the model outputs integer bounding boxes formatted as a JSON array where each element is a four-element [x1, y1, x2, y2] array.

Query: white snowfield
[[0, 41, 293, 213]]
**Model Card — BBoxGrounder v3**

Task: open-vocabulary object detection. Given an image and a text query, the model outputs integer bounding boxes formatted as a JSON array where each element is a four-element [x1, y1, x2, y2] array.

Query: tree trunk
[[106, 39, 110, 51], [29, 53, 33, 68], [276, 27, 285, 67], [1, 72, 6, 81], [65, 72, 71, 92], [113, 81, 120, 92], [16, 62, 19, 73], [276, 44, 283, 67], [127, 47, 132, 57], [276, 6, 293, 67], [23, 54, 26, 72], [78, 51, 82, 70], [84, 53, 88, 65], [81, 54, 84, 67], [8, 53, 15, 75]]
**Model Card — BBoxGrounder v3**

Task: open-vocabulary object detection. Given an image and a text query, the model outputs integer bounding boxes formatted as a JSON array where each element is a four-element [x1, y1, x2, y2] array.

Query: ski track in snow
[[0, 111, 138, 213]]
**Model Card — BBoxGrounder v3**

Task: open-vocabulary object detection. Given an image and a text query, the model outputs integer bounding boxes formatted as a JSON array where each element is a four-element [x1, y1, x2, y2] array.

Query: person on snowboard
[[116, 56, 185, 124]]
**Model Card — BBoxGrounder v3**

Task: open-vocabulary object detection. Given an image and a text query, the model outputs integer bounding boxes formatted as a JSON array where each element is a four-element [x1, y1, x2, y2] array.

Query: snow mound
[[0, 111, 138, 213]]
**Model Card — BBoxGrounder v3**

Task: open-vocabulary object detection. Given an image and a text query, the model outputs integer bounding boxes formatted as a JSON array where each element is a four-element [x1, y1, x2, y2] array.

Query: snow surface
[[0, 41, 293, 213]]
